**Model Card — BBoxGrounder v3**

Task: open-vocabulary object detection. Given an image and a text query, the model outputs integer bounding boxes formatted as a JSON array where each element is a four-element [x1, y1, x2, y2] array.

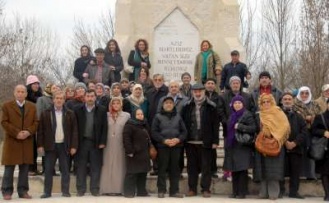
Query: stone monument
[[115, 0, 244, 82]]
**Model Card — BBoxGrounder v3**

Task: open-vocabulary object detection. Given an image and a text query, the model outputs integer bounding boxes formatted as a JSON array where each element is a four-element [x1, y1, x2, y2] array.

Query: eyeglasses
[[262, 100, 271, 104]]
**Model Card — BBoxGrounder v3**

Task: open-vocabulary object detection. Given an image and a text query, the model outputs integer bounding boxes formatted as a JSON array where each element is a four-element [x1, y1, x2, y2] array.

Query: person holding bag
[[223, 95, 256, 199], [311, 99, 329, 201], [253, 93, 290, 200]]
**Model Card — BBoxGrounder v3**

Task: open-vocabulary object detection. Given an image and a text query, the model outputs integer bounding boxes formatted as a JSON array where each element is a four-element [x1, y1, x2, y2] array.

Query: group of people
[[1, 38, 329, 202]]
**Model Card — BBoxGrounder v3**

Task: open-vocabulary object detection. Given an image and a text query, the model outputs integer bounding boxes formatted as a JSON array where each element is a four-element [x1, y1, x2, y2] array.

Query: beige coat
[[315, 96, 328, 113], [194, 50, 222, 84], [1, 100, 38, 165]]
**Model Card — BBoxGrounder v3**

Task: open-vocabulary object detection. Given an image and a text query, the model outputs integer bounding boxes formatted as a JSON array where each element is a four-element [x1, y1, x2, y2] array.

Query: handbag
[[149, 145, 157, 160], [308, 114, 328, 160], [255, 132, 280, 157], [235, 131, 254, 145]]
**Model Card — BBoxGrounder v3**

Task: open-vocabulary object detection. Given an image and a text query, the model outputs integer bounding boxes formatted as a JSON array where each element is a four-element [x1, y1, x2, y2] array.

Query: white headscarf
[[296, 86, 312, 104]]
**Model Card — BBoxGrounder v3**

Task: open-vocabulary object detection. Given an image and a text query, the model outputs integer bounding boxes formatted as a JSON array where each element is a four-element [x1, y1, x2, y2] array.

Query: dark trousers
[[211, 148, 218, 173], [123, 173, 147, 196], [44, 143, 70, 195], [76, 139, 102, 194], [280, 152, 303, 196], [179, 145, 185, 173], [1, 164, 29, 196], [29, 136, 38, 172], [186, 143, 212, 193], [232, 170, 248, 196], [157, 147, 181, 194]]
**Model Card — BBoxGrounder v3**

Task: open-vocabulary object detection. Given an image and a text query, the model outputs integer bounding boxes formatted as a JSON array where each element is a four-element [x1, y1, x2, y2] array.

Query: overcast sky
[[3, 0, 116, 48]]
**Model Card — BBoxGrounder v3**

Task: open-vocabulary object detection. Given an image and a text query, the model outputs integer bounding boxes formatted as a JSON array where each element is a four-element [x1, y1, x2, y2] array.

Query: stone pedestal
[[115, 0, 244, 82]]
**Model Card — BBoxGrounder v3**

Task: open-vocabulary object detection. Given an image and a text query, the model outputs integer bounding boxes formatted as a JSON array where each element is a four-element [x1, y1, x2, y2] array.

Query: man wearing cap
[[315, 84, 329, 113], [252, 71, 282, 110], [181, 84, 219, 198], [204, 78, 221, 178], [220, 50, 250, 92], [83, 48, 114, 86]]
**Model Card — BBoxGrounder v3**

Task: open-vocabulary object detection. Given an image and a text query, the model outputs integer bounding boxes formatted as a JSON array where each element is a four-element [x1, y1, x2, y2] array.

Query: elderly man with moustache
[[1, 85, 38, 200]]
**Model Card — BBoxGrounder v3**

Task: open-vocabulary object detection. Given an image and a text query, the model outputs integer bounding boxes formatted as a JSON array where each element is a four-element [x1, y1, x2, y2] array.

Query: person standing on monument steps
[[1, 85, 38, 200], [37, 91, 78, 198], [182, 84, 219, 198], [220, 50, 250, 93], [104, 39, 124, 83], [74, 89, 108, 197], [128, 39, 151, 81], [194, 40, 222, 85], [73, 45, 95, 82]]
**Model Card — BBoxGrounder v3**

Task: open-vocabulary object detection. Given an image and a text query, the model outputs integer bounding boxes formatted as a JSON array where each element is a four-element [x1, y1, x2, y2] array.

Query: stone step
[[0, 174, 324, 197]]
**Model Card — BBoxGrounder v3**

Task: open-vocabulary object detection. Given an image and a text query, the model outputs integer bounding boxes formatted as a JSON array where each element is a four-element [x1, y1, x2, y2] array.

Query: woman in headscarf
[[223, 95, 256, 199], [123, 109, 151, 198], [254, 93, 290, 200], [95, 83, 110, 109], [110, 82, 123, 98], [127, 39, 151, 81], [311, 100, 329, 201], [123, 84, 149, 118], [104, 39, 124, 83], [294, 86, 322, 180], [100, 97, 130, 196], [73, 45, 95, 82]]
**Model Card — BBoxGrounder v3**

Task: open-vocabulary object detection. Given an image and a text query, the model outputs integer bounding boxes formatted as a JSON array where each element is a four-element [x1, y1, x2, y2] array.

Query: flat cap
[[191, 83, 205, 90]]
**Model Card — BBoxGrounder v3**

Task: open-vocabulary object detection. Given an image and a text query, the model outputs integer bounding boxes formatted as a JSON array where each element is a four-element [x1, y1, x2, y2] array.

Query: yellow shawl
[[259, 94, 290, 146]]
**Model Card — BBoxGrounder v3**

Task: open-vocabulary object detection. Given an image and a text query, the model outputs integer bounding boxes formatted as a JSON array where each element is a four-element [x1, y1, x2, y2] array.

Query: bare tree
[[69, 10, 115, 58], [298, 0, 329, 97], [260, 0, 299, 91]]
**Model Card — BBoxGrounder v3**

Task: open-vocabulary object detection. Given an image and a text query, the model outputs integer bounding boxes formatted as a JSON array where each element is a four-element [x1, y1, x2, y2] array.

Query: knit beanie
[[26, 75, 40, 86], [230, 95, 245, 107], [229, 76, 241, 84], [74, 82, 87, 91]]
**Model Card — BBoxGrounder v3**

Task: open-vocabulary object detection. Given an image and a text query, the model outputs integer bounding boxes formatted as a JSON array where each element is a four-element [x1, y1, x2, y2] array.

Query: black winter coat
[[104, 51, 124, 82], [283, 109, 307, 154], [73, 56, 95, 82], [182, 98, 220, 148], [145, 85, 169, 126], [220, 61, 248, 90], [74, 104, 108, 149], [151, 108, 187, 148], [311, 111, 329, 175], [123, 120, 151, 174], [223, 110, 256, 172]]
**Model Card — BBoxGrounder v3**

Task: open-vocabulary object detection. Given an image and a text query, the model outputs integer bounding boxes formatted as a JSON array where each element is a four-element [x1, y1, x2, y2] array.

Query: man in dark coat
[[252, 71, 282, 111], [74, 89, 108, 197], [1, 85, 38, 200], [279, 92, 307, 199], [37, 91, 78, 198], [204, 78, 221, 178], [145, 74, 168, 175], [83, 48, 114, 86], [220, 50, 250, 92], [182, 84, 219, 198]]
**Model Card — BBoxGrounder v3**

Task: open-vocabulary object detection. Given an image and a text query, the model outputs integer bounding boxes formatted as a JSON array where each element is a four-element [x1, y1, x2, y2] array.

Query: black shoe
[[62, 193, 71, 197], [229, 194, 236, 198], [40, 194, 51, 198], [150, 171, 158, 176], [236, 195, 246, 199], [76, 192, 84, 197], [137, 193, 150, 197], [158, 193, 165, 198], [289, 193, 304, 199], [92, 192, 100, 197], [324, 196, 329, 201], [124, 195, 134, 198], [169, 193, 184, 198]]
